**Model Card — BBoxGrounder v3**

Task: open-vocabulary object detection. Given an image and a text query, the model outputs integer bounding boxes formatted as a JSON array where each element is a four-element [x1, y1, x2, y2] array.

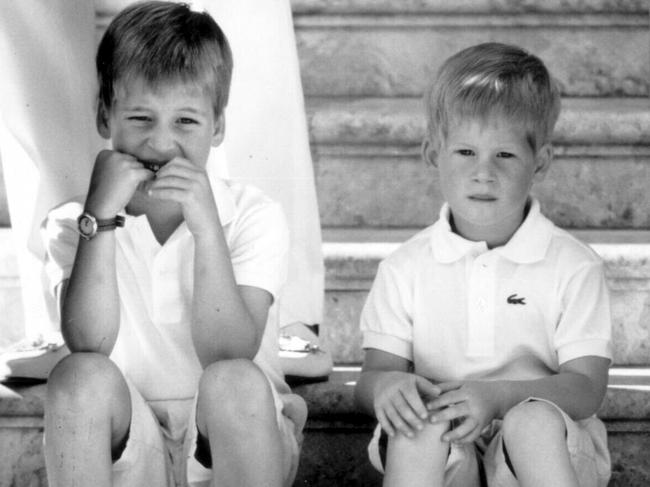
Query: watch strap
[[96, 215, 125, 231]]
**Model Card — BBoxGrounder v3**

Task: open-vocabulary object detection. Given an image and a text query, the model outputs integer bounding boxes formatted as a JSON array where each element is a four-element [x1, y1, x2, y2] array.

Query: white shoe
[[0, 333, 69, 383], [279, 323, 333, 386]]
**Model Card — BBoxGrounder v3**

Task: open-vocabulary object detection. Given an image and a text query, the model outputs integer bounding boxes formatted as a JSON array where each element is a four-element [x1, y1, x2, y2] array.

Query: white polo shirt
[[361, 199, 612, 382], [43, 165, 290, 401]]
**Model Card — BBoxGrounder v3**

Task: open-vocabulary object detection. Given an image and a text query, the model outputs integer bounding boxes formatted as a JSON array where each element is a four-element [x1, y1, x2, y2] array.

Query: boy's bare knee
[[390, 420, 451, 449], [198, 358, 272, 419], [47, 352, 125, 409], [502, 400, 565, 446]]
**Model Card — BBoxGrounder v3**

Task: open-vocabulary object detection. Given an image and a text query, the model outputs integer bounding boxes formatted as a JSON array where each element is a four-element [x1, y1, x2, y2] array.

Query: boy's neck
[[127, 194, 184, 245], [449, 204, 530, 250]]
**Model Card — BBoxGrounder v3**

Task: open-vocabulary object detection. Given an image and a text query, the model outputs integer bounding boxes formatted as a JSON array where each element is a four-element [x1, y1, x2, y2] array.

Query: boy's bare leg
[[196, 359, 286, 487], [383, 421, 450, 487], [501, 401, 579, 487], [44, 352, 131, 487]]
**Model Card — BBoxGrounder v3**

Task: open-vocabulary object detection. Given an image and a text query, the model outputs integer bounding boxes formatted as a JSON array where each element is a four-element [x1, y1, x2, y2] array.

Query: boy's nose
[[472, 157, 496, 183], [147, 125, 178, 156]]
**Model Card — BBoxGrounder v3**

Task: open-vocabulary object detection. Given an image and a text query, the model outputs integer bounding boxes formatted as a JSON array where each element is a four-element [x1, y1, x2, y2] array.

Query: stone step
[[1, 366, 650, 486], [292, 0, 650, 98], [320, 228, 650, 365], [308, 96, 650, 228]]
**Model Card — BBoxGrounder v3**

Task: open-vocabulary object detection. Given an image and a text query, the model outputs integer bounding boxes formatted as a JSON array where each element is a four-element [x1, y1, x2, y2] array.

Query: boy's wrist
[[84, 198, 120, 221]]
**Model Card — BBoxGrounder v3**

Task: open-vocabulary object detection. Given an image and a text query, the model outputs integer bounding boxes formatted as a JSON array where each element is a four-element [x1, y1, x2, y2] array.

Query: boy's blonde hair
[[97, 1, 233, 117], [425, 42, 561, 152]]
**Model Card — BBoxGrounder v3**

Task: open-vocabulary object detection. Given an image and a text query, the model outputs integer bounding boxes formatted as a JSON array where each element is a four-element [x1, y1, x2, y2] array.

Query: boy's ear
[[96, 102, 111, 140], [211, 113, 226, 147], [533, 143, 553, 182], [422, 138, 439, 168]]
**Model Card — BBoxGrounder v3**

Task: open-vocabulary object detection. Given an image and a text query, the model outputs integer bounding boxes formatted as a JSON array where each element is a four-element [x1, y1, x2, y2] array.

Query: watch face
[[79, 214, 96, 237]]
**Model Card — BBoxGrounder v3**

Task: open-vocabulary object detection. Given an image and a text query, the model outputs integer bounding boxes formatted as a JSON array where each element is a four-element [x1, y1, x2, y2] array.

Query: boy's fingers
[[437, 381, 462, 393], [415, 376, 441, 399], [149, 175, 193, 192], [392, 393, 424, 431], [429, 401, 468, 424], [384, 405, 415, 438], [401, 386, 429, 420], [443, 417, 479, 443], [427, 389, 464, 411]]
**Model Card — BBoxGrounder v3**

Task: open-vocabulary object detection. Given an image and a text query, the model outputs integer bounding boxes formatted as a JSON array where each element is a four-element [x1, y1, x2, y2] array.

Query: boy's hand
[[146, 157, 219, 238], [373, 371, 441, 438], [427, 380, 502, 444], [86, 150, 154, 218]]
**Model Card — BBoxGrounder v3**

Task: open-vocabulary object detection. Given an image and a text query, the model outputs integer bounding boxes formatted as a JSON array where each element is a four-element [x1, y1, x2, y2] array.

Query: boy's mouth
[[140, 160, 166, 173], [468, 194, 497, 202]]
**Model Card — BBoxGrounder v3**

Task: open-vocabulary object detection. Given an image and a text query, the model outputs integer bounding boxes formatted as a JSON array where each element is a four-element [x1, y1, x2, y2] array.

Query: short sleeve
[[554, 261, 612, 364], [228, 200, 289, 301], [360, 259, 414, 361], [41, 201, 83, 296]]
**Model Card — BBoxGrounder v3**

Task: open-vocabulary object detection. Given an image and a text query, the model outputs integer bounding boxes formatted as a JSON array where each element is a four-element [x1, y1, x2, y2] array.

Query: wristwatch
[[77, 211, 125, 240]]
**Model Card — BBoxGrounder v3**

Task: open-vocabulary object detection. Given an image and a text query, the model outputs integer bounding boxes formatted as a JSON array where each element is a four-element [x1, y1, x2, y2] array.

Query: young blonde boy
[[355, 42, 612, 487], [42, 2, 306, 486]]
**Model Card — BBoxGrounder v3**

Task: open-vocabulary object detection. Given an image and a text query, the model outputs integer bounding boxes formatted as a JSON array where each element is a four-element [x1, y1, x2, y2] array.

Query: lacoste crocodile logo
[[507, 294, 526, 305]]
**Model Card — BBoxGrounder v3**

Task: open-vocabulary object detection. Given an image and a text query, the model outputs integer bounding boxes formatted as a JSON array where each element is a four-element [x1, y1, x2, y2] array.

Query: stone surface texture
[[291, 0, 648, 14], [295, 14, 649, 97]]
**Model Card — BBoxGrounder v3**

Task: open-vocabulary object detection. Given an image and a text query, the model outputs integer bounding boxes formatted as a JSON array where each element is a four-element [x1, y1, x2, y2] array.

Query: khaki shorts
[[112, 378, 305, 487], [368, 398, 611, 487]]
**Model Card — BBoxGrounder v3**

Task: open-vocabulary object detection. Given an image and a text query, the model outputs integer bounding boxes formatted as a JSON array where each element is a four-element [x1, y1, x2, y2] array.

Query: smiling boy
[[355, 43, 612, 487], [41, 3, 305, 486]]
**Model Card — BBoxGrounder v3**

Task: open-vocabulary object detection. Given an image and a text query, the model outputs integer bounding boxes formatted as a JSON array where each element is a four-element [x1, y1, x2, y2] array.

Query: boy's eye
[[128, 116, 151, 122], [497, 152, 515, 159], [178, 117, 198, 125], [457, 149, 474, 156]]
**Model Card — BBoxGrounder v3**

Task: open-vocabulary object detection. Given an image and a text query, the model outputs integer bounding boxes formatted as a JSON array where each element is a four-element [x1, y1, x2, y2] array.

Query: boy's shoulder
[[544, 221, 604, 269], [215, 178, 286, 231], [379, 223, 438, 273]]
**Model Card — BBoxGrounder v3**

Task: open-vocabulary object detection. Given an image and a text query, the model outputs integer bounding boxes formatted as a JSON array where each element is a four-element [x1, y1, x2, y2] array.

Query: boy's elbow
[[573, 373, 608, 419]]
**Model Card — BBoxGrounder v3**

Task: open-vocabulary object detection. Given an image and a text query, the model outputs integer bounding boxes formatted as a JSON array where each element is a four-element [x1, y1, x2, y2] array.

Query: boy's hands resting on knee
[[373, 371, 441, 438], [426, 380, 502, 444]]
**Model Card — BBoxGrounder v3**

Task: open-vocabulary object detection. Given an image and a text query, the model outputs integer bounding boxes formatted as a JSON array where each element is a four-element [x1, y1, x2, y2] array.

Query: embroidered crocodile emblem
[[507, 294, 526, 305]]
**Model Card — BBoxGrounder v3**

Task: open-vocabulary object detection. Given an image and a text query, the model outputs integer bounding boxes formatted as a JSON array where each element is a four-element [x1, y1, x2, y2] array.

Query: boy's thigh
[[111, 379, 174, 487], [187, 374, 306, 487], [367, 425, 484, 487], [484, 398, 611, 487]]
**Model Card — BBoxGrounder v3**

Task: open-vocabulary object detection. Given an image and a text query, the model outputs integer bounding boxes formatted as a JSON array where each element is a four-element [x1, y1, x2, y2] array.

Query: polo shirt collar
[[430, 198, 553, 264]]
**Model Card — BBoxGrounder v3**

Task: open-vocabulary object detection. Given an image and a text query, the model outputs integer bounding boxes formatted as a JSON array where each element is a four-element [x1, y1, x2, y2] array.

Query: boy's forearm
[[61, 233, 120, 354], [355, 370, 384, 416], [191, 231, 260, 367], [493, 371, 606, 420]]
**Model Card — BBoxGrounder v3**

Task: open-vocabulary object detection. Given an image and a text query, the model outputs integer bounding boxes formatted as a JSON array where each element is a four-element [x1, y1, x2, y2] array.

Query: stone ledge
[[291, 0, 647, 15], [307, 97, 650, 148], [2, 367, 649, 421], [322, 232, 650, 288]]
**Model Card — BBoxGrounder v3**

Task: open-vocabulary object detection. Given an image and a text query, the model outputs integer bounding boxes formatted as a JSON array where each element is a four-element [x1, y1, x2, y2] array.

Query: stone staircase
[[1, 0, 650, 485]]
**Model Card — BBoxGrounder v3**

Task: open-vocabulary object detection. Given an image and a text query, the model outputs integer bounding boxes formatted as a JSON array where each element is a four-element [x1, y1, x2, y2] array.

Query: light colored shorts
[[368, 398, 611, 487], [112, 377, 305, 487]]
